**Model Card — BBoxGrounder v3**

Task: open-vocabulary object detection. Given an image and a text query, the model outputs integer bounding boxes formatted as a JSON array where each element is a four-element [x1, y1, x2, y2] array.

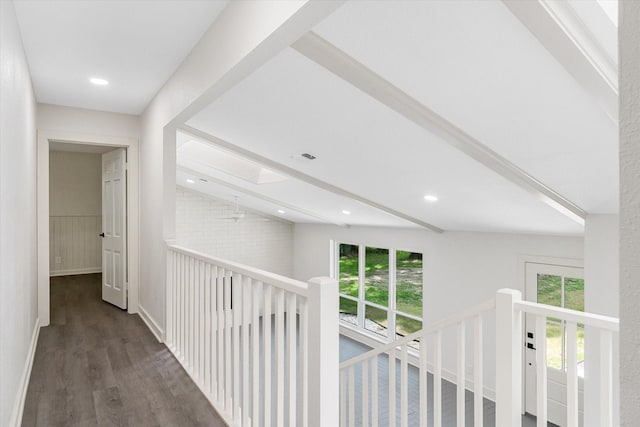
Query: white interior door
[[101, 148, 127, 309], [524, 262, 584, 426]]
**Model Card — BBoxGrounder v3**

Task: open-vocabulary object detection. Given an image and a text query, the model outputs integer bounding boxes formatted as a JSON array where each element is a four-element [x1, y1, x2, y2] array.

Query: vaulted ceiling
[[14, 0, 619, 235]]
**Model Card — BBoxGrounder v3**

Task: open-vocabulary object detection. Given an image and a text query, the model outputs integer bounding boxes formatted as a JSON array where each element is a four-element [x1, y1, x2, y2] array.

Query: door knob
[[99, 232, 105, 237]]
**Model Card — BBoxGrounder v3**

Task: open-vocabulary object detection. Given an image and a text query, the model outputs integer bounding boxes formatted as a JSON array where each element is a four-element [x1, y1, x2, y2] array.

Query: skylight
[[177, 140, 288, 185]]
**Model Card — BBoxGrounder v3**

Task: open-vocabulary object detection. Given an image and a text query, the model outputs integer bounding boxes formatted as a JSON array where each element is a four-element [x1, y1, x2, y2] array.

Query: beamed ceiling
[[15, 0, 619, 235]]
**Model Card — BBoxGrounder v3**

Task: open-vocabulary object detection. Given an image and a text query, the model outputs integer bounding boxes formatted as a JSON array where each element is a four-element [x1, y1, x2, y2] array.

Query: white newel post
[[307, 276, 339, 427], [495, 289, 523, 427]]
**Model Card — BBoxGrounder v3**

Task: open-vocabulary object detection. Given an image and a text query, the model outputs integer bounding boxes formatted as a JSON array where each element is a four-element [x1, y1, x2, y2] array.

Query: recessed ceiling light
[[277, 209, 285, 214], [186, 178, 195, 184], [342, 210, 351, 215], [89, 77, 109, 86], [424, 195, 439, 202]]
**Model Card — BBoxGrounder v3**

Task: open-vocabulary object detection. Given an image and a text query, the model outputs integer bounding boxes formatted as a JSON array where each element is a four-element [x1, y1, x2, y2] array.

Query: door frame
[[37, 129, 139, 326], [518, 255, 584, 415]]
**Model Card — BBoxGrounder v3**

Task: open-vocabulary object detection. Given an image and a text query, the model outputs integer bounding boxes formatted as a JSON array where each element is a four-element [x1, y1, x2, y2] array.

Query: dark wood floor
[[22, 274, 227, 427]]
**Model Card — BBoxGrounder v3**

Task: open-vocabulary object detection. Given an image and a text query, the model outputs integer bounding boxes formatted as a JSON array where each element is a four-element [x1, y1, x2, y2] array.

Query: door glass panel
[[395, 251, 423, 318], [538, 274, 563, 369], [546, 319, 563, 370], [364, 247, 389, 307], [364, 304, 387, 337], [564, 277, 585, 376], [537, 274, 562, 307], [339, 244, 359, 298], [339, 297, 358, 326], [564, 277, 584, 311]]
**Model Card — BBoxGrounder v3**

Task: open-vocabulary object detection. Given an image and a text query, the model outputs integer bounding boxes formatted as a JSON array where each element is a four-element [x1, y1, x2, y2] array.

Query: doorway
[[37, 130, 139, 326], [524, 261, 585, 426]]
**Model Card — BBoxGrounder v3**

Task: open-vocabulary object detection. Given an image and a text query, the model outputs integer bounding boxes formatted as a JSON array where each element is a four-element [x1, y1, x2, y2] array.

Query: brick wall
[[176, 187, 293, 277]]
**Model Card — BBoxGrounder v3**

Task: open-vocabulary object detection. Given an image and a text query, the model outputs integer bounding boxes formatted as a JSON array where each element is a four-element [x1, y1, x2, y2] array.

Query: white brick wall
[[176, 187, 293, 277]]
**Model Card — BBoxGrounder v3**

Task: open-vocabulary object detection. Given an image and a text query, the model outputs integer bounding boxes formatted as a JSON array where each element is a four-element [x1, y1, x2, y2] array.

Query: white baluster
[[233, 273, 242, 420], [340, 370, 346, 427], [372, 356, 378, 427], [474, 315, 483, 427], [204, 263, 211, 394], [224, 269, 232, 411], [434, 330, 442, 427], [211, 265, 218, 400], [536, 316, 547, 427], [263, 284, 272, 427], [300, 296, 309, 427], [566, 321, 579, 427], [286, 292, 297, 426], [276, 288, 285, 426], [362, 360, 369, 427], [348, 366, 355, 427], [600, 329, 613, 427], [389, 345, 396, 427], [252, 281, 261, 427], [401, 344, 408, 427], [242, 276, 251, 426], [419, 333, 427, 427], [457, 321, 465, 427]]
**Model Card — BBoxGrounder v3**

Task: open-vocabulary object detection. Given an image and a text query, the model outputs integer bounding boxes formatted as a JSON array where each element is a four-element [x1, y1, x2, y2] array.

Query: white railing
[[339, 299, 495, 427], [165, 243, 339, 427], [496, 289, 619, 427]]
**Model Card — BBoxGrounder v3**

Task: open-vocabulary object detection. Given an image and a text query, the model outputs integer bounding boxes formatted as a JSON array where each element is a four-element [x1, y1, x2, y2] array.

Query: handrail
[[514, 300, 619, 331], [166, 243, 309, 297], [340, 298, 495, 369]]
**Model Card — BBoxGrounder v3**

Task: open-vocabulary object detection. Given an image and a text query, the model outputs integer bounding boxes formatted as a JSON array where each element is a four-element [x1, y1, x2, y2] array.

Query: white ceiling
[[176, 131, 417, 228], [13, 0, 228, 114], [13, 0, 618, 235]]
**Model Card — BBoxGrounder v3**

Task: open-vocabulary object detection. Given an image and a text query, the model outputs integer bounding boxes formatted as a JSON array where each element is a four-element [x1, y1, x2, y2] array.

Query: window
[[336, 243, 423, 348]]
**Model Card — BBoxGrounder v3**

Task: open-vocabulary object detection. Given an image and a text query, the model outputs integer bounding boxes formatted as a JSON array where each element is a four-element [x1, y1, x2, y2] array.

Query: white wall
[[0, 1, 38, 425], [49, 151, 102, 275], [620, 2, 640, 424], [176, 187, 293, 276], [36, 103, 140, 322], [293, 224, 584, 396], [138, 1, 339, 333], [37, 103, 139, 138]]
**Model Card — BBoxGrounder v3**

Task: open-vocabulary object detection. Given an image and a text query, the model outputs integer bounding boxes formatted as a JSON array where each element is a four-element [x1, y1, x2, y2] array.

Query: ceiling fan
[[222, 196, 246, 222]]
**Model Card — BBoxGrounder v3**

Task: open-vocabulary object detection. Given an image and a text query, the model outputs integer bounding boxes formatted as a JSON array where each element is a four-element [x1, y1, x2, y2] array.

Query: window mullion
[[358, 244, 365, 330], [388, 249, 397, 343]]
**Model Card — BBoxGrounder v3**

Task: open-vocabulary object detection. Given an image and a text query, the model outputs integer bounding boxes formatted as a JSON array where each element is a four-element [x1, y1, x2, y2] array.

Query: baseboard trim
[[9, 318, 40, 427], [138, 304, 164, 343], [50, 267, 101, 277]]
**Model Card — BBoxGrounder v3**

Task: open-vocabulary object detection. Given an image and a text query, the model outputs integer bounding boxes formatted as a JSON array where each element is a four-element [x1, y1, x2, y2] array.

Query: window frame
[[334, 241, 423, 344]]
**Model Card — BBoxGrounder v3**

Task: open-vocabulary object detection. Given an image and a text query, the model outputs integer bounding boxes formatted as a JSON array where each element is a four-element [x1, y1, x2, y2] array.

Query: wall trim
[[340, 323, 496, 402], [8, 318, 40, 427], [50, 268, 101, 277], [138, 304, 164, 343]]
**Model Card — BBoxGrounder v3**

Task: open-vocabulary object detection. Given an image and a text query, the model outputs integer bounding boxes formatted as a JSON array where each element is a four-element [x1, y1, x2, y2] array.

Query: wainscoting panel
[[49, 216, 102, 276]]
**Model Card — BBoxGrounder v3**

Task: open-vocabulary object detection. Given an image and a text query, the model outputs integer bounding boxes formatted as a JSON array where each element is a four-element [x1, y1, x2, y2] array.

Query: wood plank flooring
[[22, 274, 227, 427]]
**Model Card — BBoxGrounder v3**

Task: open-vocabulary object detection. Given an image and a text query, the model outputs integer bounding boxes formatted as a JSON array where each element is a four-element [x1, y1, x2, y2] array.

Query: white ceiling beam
[[176, 166, 345, 227], [502, 0, 618, 122], [167, 0, 346, 127], [292, 32, 586, 226], [179, 125, 444, 233]]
